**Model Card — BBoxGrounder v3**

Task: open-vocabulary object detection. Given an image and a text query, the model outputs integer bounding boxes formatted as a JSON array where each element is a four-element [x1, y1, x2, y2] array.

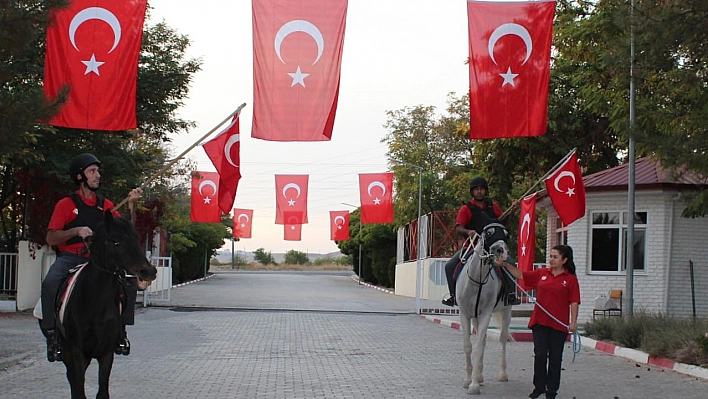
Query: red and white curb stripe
[[172, 273, 215, 288], [582, 336, 708, 381], [350, 275, 395, 294]]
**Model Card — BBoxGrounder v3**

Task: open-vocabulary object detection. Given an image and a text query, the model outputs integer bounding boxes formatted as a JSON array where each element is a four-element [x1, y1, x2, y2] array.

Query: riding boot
[[115, 328, 130, 356], [44, 329, 63, 362], [503, 275, 521, 306], [442, 295, 456, 307]]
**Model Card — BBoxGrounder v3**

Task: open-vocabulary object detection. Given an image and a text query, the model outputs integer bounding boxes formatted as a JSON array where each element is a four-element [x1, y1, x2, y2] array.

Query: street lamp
[[390, 159, 423, 314], [342, 202, 363, 285]]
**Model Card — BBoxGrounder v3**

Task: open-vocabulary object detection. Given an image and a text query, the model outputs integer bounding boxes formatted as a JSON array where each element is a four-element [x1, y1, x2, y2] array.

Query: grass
[[584, 311, 708, 368]]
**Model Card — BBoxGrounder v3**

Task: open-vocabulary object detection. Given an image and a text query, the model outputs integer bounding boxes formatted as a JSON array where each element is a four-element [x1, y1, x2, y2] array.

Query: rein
[[81, 237, 123, 277], [462, 235, 497, 318]]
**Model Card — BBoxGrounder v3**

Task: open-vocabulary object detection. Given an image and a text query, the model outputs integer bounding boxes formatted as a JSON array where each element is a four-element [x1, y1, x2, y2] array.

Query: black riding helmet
[[70, 153, 101, 185], [469, 176, 489, 191]]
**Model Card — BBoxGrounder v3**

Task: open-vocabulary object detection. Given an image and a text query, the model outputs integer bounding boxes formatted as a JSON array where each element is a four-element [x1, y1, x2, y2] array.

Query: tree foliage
[[284, 250, 309, 265], [253, 248, 276, 265]]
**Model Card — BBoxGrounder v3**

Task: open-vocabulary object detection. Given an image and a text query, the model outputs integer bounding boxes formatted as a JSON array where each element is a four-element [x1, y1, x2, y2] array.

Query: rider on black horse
[[442, 176, 521, 307]]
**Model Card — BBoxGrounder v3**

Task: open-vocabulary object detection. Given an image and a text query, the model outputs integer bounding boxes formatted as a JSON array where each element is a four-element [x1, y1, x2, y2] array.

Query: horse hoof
[[497, 372, 508, 382], [463, 379, 471, 389], [466, 386, 481, 395]]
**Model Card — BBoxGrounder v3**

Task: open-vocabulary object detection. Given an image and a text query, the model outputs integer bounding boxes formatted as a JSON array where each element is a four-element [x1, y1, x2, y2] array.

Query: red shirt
[[47, 191, 118, 256], [454, 199, 503, 228], [522, 267, 581, 332]]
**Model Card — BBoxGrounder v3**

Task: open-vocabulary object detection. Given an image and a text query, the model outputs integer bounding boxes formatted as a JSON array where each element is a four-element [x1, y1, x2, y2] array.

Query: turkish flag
[[203, 115, 242, 214], [467, 0, 555, 139], [330, 211, 350, 241], [190, 171, 221, 223], [284, 223, 302, 241], [251, 0, 348, 141], [43, 0, 148, 130], [275, 175, 309, 224], [233, 208, 253, 239], [517, 193, 537, 291], [358, 172, 394, 224], [545, 152, 586, 226]]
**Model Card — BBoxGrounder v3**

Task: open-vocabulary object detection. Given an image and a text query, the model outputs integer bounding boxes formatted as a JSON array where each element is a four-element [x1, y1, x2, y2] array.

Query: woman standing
[[497, 245, 580, 399]]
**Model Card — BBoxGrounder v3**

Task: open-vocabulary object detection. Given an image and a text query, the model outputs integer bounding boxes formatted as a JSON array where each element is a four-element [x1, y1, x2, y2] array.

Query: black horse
[[57, 212, 157, 399]]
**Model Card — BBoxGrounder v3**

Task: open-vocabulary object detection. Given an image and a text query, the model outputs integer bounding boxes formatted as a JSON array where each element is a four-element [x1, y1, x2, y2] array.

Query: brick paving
[[1, 270, 708, 398]]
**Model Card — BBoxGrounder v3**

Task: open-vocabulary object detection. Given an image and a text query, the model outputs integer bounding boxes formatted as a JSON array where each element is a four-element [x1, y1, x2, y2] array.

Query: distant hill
[[214, 250, 344, 264]]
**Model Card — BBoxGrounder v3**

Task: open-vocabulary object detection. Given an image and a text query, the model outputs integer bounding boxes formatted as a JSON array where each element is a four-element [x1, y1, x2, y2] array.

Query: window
[[590, 211, 647, 273], [554, 218, 568, 246]]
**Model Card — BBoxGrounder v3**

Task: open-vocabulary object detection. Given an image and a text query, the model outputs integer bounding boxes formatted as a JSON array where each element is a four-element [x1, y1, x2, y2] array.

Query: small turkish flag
[[203, 115, 242, 214], [358, 172, 394, 224], [190, 171, 221, 223], [517, 193, 537, 291], [284, 223, 302, 241], [467, 0, 555, 138], [233, 208, 253, 239], [251, 0, 348, 141], [545, 152, 586, 226], [330, 211, 350, 241], [275, 175, 309, 224], [43, 0, 148, 130]]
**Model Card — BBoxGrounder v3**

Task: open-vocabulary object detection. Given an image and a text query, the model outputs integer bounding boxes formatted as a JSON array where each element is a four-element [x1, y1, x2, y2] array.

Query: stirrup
[[115, 336, 130, 356], [442, 295, 456, 307], [46, 337, 63, 362], [505, 293, 521, 306]]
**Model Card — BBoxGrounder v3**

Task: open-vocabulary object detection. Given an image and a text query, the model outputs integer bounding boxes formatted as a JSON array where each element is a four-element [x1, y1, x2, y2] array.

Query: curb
[[349, 275, 395, 294], [581, 336, 708, 381], [172, 273, 216, 288], [421, 315, 534, 342]]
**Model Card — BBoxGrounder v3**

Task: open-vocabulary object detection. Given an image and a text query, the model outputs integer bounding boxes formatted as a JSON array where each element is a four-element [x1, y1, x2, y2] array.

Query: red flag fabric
[[284, 223, 302, 241], [251, 0, 348, 141], [233, 208, 253, 239], [358, 173, 394, 224], [517, 193, 537, 291], [203, 115, 242, 214], [545, 152, 586, 226], [190, 172, 221, 223], [275, 175, 309, 224], [43, 0, 148, 130], [330, 211, 350, 241], [467, 0, 555, 139]]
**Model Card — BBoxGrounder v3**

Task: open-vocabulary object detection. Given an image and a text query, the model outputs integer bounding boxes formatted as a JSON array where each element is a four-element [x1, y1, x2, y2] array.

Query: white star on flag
[[373, 198, 381, 205], [565, 187, 575, 197], [500, 67, 518, 87], [203, 197, 212, 204], [288, 199, 296, 206], [288, 66, 309, 87], [82, 54, 105, 75]]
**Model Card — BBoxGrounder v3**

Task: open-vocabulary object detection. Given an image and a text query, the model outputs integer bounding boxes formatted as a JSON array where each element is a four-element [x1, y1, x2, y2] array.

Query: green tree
[[284, 250, 309, 265], [253, 248, 276, 265]]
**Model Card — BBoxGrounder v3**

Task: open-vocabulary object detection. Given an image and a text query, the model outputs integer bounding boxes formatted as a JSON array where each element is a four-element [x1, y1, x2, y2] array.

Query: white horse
[[456, 223, 512, 395]]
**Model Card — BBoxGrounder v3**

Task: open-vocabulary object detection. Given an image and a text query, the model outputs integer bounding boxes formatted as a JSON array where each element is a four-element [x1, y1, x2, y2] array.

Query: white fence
[[139, 256, 173, 306]]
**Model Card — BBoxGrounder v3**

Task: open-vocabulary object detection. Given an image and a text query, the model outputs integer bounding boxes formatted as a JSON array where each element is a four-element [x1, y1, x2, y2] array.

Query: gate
[[1, 252, 18, 300], [140, 256, 172, 306]]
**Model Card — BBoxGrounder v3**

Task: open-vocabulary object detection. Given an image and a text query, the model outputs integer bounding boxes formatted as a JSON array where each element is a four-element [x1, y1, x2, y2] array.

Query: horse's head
[[481, 223, 510, 260], [92, 212, 157, 285]]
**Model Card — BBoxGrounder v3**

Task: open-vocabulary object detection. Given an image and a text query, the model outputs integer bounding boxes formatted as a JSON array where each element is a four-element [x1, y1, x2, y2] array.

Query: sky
[[146, 0, 473, 254]]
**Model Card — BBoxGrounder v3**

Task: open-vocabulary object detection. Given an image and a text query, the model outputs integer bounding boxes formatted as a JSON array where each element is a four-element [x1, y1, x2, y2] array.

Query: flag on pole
[[275, 175, 309, 224], [251, 0, 348, 141], [190, 171, 221, 223], [544, 151, 586, 226], [330, 211, 350, 241], [233, 208, 253, 239], [284, 223, 302, 241], [467, 0, 555, 138], [43, 0, 148, 130], [203, 115, 242, 214], [517, 193, 537, 291], [358, 172, 394, 224]]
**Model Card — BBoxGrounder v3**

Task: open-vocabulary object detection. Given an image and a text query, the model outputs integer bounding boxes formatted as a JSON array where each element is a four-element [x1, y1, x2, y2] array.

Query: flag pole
[[115, 103, 247, 210], [500, 148, 577, 219]]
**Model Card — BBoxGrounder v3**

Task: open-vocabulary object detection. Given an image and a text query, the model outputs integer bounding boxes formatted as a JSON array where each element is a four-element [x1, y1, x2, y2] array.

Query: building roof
[[583, 157, 707, 192]]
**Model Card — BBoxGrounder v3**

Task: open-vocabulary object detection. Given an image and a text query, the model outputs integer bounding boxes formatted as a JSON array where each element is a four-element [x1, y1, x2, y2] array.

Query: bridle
[[81, 236, 125, 278], [461, 231, 505, 318]]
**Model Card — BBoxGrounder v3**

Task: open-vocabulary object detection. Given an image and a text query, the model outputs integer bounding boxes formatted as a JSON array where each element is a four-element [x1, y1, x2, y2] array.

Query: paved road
[[1, 271, 708, 398]]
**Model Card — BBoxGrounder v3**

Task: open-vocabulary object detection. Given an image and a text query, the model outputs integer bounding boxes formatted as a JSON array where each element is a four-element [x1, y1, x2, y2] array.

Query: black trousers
[[531, 324, 568, 396], [444, 249, 463, 296]]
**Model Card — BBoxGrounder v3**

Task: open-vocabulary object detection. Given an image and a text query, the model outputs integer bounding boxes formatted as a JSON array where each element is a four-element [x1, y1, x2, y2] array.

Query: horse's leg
[[63, 346, 90, 399], [96, 352, 115, 399], [468, 313, 492, 395], [495, 308, 512, 382], [460, 312, 473, 390]]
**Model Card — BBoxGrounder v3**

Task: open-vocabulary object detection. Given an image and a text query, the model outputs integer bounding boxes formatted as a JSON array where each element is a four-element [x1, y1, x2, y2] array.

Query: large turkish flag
[[190, 171, 221, 223], [467, 0, 555, 139], [544, 152, 586, 226], [203, 115, 242, 214], [358, 172, 394, 224], [274, 174, 309, 224], [251, 0, 348, 141], [44, 0, 148, 130]]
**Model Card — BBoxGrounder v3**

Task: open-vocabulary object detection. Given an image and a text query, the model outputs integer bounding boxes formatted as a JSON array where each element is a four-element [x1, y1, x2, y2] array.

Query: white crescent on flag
[[553, 171, 577, 196], [198, 180, 218, 196], [282, 183, 301, 198], [367, 181, 386, 197], [224, 134, 240, 168]]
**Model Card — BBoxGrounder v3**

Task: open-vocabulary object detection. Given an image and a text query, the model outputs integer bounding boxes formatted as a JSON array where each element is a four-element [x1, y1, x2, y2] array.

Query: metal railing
[[0, 252, 18, 300]]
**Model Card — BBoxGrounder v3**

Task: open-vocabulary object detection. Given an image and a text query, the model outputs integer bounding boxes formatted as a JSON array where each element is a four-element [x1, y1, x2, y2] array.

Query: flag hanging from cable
[[203, 114, 242, 214], [233, 208, 253, 239], [275, 174, 309, 224], [43, 0, 148, 130], [467, 0, 555, 139], [330, 211, 350, 241], [358, 172, 394, 224], [251, 0, 348, 141], [284, 223, 302, 241]]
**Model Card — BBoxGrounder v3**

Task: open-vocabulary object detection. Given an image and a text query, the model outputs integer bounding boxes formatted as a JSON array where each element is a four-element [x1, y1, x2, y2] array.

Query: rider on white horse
[[443, 176, 520, 307]]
